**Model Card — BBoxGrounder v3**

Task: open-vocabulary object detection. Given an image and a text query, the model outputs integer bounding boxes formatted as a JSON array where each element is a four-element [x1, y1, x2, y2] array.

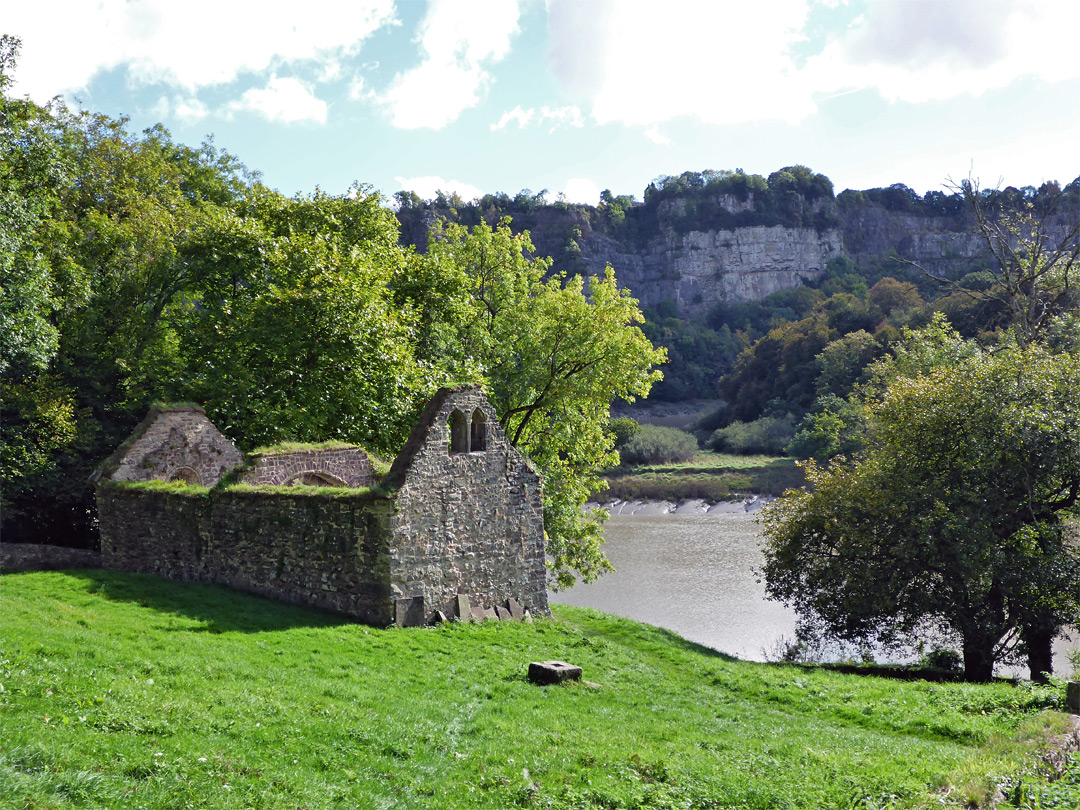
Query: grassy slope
[[602, 451, 806, 502], [0, 571, 1072, 809]]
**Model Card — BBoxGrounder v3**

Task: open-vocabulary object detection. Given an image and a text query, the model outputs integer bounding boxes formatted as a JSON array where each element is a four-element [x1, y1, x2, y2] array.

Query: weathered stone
[[92, 405, 242, 487], [1068, 681, 1080, 714], [0, 543, 102, 572], [528, 661, 583, 685], [395, 597, 425, 628], [495, 605, 512, 621], [242, 447, 373, 488], [507, 597, 524, 621], [429, 610, 448, 625], [455, 593, 472, 621], [471, 605, 487, 622], [94, 386, 550, 628], [483, 607, 498, 621]]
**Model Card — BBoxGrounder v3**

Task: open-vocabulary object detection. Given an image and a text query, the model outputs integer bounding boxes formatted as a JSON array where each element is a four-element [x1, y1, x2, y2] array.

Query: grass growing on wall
[[2, 570, 1073, 809], [219, 482, 379, 499], [108, 480, 210, 497]]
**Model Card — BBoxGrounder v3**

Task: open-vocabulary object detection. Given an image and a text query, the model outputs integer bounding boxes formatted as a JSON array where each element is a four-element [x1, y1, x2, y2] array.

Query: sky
[[6, 0, 1080, 205]]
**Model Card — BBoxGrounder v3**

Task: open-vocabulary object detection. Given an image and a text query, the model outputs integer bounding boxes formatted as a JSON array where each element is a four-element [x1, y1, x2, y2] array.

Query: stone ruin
[[94, 386, 549, 626]]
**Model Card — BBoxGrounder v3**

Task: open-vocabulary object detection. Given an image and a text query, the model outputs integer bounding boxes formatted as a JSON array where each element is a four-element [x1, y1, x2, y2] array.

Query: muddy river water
[[550, 511, 1078, 678]]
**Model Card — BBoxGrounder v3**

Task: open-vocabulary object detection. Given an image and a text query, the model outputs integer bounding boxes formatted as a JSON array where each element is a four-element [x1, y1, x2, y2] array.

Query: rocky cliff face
[[839, 207, 981, 275], [580, 225, 843, 316], [397, 195, 990, 318]]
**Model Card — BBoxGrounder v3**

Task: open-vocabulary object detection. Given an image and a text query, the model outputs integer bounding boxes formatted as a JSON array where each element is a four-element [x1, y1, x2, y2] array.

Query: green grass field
[[602, 452, 805, 503], [1, 570, 1075, 809]]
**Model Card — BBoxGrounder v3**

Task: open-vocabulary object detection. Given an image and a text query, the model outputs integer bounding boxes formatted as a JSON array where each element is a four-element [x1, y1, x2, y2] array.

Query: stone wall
[[242, 447, 373, 487], [98, 486, 396, 625], [386, 388, 548, 621], [96, 406, 243, 487], [95, 386, 548, 627], [0, 543, 102, 571]]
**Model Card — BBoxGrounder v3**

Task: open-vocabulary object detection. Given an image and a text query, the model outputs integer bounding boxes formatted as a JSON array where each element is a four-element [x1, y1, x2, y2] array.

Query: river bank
[[586, 495, 774, 516], [600, 450, 804, 503]]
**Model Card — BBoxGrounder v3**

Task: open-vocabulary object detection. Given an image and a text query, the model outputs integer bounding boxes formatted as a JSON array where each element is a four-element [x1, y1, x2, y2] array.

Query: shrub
[[618, 425, 698, 465], [609, 417, 640, 449], [708, 414, 796, 455], [786, 395, 866, 462]]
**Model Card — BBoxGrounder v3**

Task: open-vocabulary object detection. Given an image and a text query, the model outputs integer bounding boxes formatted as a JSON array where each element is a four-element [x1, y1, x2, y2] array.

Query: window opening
[[471, 408, 487, 452], [448, 410, 468, 454], [288, 472, 344, 487]]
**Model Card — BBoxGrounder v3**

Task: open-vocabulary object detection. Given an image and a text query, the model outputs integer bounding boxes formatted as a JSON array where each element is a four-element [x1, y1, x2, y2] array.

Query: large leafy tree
[[762, 342, 1080, 680], [396, 219, 666, 586], [177, 186, 424, 454], [2, 45, 253, 543]]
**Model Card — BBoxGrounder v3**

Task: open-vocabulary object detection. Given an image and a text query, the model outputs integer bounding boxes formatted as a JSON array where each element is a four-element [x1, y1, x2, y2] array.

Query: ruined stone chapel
[[94, 386, 549, 626]]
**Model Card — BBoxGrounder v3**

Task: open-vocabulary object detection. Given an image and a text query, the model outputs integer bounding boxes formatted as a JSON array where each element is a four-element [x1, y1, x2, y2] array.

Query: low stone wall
[[0, 543, 103, 571], [98, 485, 396, 625], [242, 447, 373, 487]]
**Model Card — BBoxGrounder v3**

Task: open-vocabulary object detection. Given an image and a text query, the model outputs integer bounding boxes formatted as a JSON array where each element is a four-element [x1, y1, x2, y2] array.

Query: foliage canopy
[[762, 341, 1080, 681]]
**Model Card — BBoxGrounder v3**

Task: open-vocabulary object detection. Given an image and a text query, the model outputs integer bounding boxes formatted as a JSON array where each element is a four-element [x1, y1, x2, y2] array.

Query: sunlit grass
[[0, 570, 1069, 809]]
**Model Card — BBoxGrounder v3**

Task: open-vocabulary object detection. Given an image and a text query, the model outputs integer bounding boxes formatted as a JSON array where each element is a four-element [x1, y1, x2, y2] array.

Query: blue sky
[[8, 0, 1080, 204]]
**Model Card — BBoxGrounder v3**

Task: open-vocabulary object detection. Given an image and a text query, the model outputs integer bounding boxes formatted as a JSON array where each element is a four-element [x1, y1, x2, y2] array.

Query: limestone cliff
[[397, 194, 989, 318], [579, 225, 843, 315]]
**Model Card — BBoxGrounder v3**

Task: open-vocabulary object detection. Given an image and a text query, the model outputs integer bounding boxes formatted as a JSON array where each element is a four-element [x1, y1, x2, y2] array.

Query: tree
[[178, 186, 424, 454], [396, 218, 666, 587], [925, 177, 1080, 347], [762, 343, 1080, 681], [0, 35, 68, 376]]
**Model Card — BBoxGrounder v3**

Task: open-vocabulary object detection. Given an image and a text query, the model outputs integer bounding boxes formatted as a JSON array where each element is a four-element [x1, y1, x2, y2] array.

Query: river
[[550, 511, 1079, 678]]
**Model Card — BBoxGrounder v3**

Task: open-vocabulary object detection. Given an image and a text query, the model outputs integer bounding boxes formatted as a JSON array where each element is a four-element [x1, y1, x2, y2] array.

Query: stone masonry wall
[[388, 388, 548, 621], [98, 486, 396, 625], [0, 543, 102, 571], [241, 447, 373, 487], [101, 407, 243, 486]]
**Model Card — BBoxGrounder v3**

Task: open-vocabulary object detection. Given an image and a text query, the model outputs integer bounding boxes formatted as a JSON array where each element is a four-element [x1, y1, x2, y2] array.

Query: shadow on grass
[[556, 605, 741, 663], [651, 626, 741, 662], [61, 569, 351, 633]]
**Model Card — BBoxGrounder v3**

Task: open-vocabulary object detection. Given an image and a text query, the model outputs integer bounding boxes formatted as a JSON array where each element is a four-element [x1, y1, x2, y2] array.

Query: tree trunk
[[962, 637, 996, 682], [1022, 622, 1055, 683]]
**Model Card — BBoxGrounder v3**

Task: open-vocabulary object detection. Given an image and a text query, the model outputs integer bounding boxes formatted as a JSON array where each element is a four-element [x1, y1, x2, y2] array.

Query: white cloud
[[395, 175, 484, 202], [6, 0, 397, 102], [148, 95, 209, 124], [491, 104, 584, 132], [643, 125, 670, 146], [806, 0, 1080, 104], [380, 0, 521, 129], [547, 0, 815, 128], [561, 178, 600, 206], [492, 105, 534, 130], [348, 77, 369, 101], [175, 97, 209, 123], [228, 77, 328, 124], [544, 0, 1080, 130]]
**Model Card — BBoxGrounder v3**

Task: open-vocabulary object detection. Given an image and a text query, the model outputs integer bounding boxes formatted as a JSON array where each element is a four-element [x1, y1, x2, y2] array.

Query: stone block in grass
[[529, 660, 583, 685]]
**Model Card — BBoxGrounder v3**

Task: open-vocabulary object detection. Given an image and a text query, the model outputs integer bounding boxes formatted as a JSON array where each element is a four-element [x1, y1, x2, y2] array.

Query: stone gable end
[[95, 405, 243, 487], [386, 387, 548, 621]]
